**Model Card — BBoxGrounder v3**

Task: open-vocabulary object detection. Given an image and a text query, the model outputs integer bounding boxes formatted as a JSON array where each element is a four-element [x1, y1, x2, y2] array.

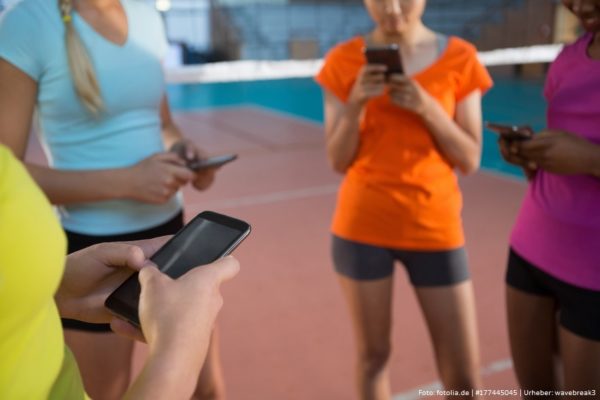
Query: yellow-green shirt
[[0, 145, 85, 399]]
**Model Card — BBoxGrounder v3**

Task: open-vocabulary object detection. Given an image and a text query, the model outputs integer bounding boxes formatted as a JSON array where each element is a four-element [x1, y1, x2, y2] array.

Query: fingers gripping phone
[[364, 44, 404, 77], [104, 211, 251, 327], [187, 154, 238, 171], [486, 122, 534, 141]]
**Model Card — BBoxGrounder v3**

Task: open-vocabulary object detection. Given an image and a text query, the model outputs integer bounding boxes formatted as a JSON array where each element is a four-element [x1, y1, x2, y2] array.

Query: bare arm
[[55, 241, 238, 400], [159, 95, 185, 151], [420, 90, 483, 174], [124, 344, 202, 400], [515, 130, 600, 178], [0, 59, 131, 203], [389, 75, 483, 174], [323, 91, 363, 173], [323, 64, 387, 173], [122, 259, 240, 400], [28, 167, 132, 204], [0, 60, 193, 205]]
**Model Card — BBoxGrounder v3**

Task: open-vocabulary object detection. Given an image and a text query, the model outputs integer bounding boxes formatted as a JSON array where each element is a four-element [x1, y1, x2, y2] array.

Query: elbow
[[458, 155, 480, 176], [326, 147, 352, 174], [327, 153, 351, 174], [330, 159, 350, 174]]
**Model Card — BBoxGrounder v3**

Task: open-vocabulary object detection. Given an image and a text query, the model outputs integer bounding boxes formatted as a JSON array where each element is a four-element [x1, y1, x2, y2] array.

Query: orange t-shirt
[[316, 36, 493, 250]]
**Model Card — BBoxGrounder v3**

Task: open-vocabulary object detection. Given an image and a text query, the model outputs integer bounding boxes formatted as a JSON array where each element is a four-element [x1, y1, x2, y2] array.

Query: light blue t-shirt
[[0, 0, 182, 235]]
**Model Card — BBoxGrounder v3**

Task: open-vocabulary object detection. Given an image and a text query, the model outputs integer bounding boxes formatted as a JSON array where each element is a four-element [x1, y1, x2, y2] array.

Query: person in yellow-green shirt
[[0, 144, 240, 399]]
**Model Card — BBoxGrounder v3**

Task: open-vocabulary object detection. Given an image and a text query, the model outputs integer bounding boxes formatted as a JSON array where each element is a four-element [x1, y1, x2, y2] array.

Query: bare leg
[[191, 328, 226, 400], [559, 327, 600, 394], [506, 285, 558, 397], [415, 281, 480, 399], [64, 330, 134, 400], [338, 274, 393, 400]]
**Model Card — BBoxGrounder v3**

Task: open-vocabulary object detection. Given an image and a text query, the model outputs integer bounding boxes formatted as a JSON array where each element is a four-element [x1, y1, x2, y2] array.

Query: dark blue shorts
[[331, 235, 470, 287]]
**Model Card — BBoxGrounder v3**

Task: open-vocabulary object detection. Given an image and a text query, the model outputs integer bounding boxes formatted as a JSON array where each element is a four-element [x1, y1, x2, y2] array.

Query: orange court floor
[[26, 107, 525, 399]]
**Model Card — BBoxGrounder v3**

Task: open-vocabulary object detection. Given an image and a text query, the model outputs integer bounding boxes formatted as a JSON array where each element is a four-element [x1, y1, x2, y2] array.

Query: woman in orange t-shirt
[[315, 0, 492, 398]]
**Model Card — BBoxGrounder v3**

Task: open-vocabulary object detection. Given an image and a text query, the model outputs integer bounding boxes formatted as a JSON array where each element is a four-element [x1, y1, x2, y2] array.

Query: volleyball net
[[164, 43, 563, 84]]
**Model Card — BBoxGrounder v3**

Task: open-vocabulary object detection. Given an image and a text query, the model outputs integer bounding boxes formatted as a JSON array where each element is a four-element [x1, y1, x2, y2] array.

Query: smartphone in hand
[[169, 142, 237, 171], [104, 211, 251, 327], [486, 122, 534, 141], [187, 154, 238, 171], [364, 44, 404, 77]]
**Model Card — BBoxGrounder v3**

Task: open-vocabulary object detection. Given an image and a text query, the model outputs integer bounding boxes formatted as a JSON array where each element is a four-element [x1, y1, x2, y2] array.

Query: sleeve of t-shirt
[[314, 46, 355, 103], [0, 4, 43, 80], [455, 42, 493, 102]]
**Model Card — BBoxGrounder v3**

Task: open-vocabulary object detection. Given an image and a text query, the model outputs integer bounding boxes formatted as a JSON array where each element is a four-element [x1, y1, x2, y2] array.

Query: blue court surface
[[168, 75, 546, 179]]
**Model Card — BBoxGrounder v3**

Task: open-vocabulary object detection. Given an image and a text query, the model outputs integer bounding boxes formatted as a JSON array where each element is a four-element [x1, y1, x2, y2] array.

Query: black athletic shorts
[[61, 211, 184, 332], [331, 235, 470, 286], [506, 248, 600, 341]]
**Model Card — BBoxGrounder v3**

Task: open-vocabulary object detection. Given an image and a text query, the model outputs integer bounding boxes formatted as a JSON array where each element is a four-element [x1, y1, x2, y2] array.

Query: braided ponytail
[[59, 0, 103, 115]]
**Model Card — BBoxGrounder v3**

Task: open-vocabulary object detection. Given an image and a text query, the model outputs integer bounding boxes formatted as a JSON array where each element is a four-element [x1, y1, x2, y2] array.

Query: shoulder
[[446, 36, 479, 59], [438, 36, 492, 98], [126, 0, 162, 23], [439, 36, 486, 72], [324, 36, 364, 64], [544, 33, 589, 98], [0, 0, 58, 40], [316, 37, 364, 101], [547, 33, 589, 75], [0, 0, 60, 78], [0, 0, 55, 26], [554, 32, 589, 63], [564, 32, 590, 53]]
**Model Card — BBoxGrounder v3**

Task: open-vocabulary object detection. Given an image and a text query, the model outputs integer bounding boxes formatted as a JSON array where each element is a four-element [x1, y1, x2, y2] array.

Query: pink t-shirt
[[510, 32, 600, 291]]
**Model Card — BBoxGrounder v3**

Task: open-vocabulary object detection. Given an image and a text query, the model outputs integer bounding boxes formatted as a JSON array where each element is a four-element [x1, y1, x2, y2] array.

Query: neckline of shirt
[[72, 0, 131, 49]]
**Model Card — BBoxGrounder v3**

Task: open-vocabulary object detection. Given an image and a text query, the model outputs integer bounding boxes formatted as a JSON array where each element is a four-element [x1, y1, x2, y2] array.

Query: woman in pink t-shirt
[[499, 0, 600, 393]]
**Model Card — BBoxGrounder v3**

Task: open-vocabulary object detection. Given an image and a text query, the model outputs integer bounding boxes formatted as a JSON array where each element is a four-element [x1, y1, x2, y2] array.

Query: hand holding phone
[[364, 44, 404, 77], [129, 256, 240, 346], [126, 153, 195, 205], [486, 122, 534, 141], [105, 211, 251, 327]]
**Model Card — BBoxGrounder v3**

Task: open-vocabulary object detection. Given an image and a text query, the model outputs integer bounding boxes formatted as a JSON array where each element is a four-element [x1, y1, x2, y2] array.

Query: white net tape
[[165, 43, 564, 84]]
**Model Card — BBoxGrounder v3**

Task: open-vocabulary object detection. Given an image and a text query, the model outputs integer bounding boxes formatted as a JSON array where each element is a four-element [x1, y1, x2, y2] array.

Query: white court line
[[196, 184, 339, 210], [197, 183, 516, 399], [198, 169, 519, 212], [392, 358, 513, 400]]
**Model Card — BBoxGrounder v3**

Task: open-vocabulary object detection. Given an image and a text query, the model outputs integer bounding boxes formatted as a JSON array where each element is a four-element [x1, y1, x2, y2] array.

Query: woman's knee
[[358, 345, 392, 376]]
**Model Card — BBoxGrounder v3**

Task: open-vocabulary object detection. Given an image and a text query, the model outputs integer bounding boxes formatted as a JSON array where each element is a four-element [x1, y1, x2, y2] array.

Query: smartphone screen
[[188, 154, 238, 171], [364, 45, 404, 76], [104, 211, 251, 327]]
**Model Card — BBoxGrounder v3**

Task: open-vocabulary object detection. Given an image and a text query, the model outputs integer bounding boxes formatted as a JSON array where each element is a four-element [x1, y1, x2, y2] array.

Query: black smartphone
[[187, 154, 238, 171], [486, 122, 534, 141], [104, 211, 251, 327], [364, 44, 404, 76]]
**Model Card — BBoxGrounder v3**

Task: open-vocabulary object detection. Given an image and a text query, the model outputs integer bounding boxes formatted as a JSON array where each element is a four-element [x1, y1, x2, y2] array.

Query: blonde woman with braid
[[0, 0, 227, 399]]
